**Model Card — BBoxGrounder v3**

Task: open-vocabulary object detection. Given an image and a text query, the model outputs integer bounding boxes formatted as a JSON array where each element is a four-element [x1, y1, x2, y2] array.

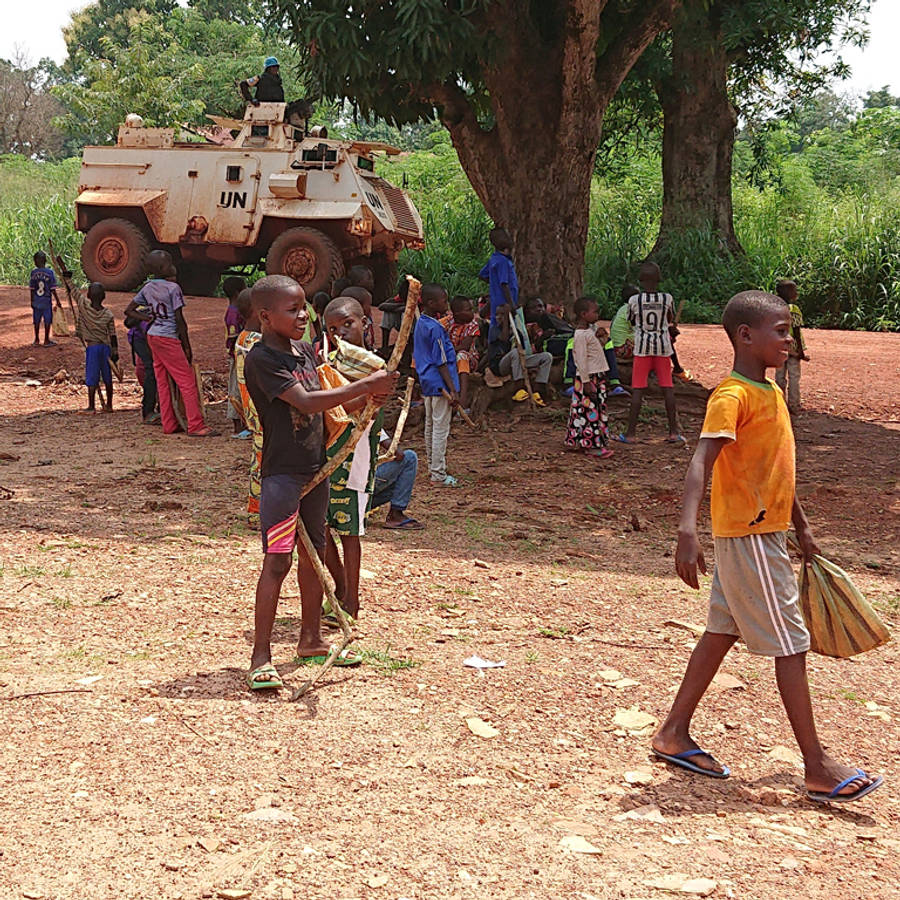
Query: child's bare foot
[[651, 728, 727, 776], [805, 754, 881, 799], [295, 639, 331, 659]]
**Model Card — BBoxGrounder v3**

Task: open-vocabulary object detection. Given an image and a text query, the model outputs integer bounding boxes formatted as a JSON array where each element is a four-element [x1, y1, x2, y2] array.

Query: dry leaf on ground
[[465, 717, 499, 739]]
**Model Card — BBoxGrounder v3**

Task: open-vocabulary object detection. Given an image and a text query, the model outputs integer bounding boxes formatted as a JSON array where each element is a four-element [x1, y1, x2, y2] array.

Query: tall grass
[[0, 155, 83, 284], [3, 144, 899, 330]]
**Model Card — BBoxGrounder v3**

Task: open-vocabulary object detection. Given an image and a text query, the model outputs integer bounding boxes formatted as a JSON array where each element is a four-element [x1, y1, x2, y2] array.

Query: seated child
[[413, 283, 460, 486], [442, 295, 481, 413], [234, 288, 263, 528], [321, 296, 388, 618], [223, 275, 249, 437], [565, 296, 613, 459], [242, 275, 396, 689], [75, 281, 118, 413], [29, 251, 59, 347]]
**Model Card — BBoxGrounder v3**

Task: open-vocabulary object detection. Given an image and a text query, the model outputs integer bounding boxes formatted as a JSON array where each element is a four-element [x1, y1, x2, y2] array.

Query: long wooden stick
[[298, 276, 420, 501], [442, 388, 477, 428], [508, 311, 535, 409], [378, 376, 414, 462], [48, 239, 85, 350], [289, 276, 421, 700]]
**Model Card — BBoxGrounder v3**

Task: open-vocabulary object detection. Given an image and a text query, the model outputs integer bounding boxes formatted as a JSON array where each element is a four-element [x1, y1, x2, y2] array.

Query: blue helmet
[[264, 56, 279, 69]]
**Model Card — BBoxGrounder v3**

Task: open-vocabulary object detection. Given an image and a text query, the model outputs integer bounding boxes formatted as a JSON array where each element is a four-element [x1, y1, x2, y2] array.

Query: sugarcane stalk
[[378, 376, 414, 462], [289, 276, 421, 699], [298, 276, 420, 501]]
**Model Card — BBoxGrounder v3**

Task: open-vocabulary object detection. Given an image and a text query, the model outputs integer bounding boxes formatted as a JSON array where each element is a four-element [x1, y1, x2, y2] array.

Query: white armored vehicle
[[76, 103, 424, 297]]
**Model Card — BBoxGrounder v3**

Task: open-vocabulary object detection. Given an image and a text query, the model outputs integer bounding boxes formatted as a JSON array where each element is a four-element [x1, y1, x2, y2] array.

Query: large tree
[[265, 0, 679, 304], [653, 0, 869, 255]]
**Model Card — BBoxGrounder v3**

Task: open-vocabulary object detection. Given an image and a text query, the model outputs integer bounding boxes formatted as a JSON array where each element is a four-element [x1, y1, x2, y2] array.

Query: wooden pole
[[378, 376, 414, 462], [508, 311, 535, 409]]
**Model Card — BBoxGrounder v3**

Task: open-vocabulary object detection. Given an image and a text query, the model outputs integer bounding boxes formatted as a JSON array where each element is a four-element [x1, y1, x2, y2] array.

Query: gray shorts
[[707, 531, 810, 657]]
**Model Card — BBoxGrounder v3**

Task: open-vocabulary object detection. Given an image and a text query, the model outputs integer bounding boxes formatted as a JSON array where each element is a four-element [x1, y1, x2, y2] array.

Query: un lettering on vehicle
[[219, 191, 248, 209]]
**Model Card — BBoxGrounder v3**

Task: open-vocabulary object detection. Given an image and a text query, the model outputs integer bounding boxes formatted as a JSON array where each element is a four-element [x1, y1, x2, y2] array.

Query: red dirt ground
[[1, 284, 898, 900]]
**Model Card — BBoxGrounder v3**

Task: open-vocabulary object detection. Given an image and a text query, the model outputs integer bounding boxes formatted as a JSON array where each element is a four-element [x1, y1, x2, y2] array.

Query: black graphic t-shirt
[[244, 340, 325, 477]]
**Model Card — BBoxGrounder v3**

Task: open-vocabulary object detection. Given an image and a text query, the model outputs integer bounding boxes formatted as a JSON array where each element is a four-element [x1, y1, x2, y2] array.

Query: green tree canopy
[[262, 0, 680, 305]]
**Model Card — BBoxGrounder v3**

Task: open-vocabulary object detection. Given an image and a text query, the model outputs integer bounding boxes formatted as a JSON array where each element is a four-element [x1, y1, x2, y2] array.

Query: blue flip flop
[[807, 769, 884, 804], [653, 748, 730, 779]]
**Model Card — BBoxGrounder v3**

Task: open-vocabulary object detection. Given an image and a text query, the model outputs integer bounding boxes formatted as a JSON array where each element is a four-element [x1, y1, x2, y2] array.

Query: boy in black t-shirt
[[243, 275, 396, 690]]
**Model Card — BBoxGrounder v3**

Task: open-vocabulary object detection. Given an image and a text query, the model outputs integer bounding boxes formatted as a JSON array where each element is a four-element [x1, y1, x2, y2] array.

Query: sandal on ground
[[188, 427, 220, 437], [807, 769, 884, 804], [615, 434, 638, 445], [246, 662, 283, 690], [653, 747, 730, 779], [383, 516, 424, 530], [665, 434, 687, 444], [431, 474, 459, 487], [586, 447, 614, 460], [295, 647, 363, 667]]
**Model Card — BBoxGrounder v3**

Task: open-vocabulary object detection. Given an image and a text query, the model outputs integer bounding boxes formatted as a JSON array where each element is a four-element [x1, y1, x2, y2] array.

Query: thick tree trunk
[[433, 0, 680, 308], [653, 2, 742, 256]]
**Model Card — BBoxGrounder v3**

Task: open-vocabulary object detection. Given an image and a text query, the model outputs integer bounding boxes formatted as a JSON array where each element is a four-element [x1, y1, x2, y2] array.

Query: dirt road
[[1, 285, 898, 900]]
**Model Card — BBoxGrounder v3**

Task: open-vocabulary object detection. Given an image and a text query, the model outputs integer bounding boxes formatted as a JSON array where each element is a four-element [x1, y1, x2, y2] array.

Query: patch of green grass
[[525, 650, 539, 664], [436, 601, 459, 611], [55, 564, 73, 578], [464, 517, 499, 547], [51, 596, 73, 609], [360, 646, 421, 674], [873, 595, 900, 615], [453, 586, 474, 597], [839, 689, 865, 704], [17, 564, 45, 578], [538, 625, 570, 639]]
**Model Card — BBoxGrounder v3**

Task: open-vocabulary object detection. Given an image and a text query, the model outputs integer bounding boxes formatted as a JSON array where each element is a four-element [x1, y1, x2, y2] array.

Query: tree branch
[[595, 0, 681, 106]]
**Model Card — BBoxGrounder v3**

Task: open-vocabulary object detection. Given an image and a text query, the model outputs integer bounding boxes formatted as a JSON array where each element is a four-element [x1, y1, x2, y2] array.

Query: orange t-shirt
[[701, 372, 795, 538]]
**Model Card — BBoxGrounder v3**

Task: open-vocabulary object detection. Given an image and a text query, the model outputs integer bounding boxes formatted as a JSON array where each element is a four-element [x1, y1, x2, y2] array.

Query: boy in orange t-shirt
[[651, 290, 883, 805]]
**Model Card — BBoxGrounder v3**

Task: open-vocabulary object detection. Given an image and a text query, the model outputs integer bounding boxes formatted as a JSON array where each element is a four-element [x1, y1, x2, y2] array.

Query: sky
[[1, 0, 897, 99]]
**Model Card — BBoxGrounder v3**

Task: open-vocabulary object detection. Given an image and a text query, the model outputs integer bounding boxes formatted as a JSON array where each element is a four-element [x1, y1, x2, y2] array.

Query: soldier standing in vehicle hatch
[[240, 57, 285, 105]]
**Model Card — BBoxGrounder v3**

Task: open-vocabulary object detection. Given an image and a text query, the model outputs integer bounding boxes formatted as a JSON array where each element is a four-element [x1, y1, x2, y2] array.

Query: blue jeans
[[604, 345, 622, 386], [371, 449, 418, 512]]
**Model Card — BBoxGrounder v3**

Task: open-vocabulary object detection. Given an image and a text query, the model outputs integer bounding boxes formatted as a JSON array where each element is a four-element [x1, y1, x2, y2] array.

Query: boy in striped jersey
[[618, 262, 684, 444], [652, 290, 882, 804]]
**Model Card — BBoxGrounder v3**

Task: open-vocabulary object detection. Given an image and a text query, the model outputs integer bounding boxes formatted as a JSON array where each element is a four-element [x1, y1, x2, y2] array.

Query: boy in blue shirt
[[413, 283, 460, 487], [479, 227, 518, 334], [29, 251, 60, 346]]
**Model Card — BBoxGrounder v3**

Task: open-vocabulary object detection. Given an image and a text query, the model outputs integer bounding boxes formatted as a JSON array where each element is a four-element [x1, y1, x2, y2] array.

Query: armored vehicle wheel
[[266, 227, 344, 296], [81, 218, 151, 291], [178, 264, 223, 297]]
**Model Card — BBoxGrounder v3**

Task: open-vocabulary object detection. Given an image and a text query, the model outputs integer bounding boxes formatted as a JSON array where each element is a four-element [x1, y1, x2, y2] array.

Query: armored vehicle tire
[[266, 227, 344, 297], [179, 264, 223, 297], [81, 218, 151, 291]]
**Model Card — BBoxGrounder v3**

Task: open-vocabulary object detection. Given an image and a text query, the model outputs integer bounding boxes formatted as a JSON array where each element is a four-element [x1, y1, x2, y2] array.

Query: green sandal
[[246, 662, 284, 690], [295, 648, 363, 667]]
